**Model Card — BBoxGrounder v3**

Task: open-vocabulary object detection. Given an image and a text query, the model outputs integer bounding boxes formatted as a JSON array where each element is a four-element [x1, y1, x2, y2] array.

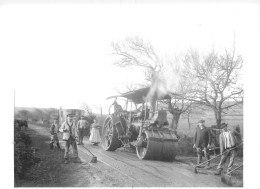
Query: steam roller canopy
[[136, 129, 178, 161]]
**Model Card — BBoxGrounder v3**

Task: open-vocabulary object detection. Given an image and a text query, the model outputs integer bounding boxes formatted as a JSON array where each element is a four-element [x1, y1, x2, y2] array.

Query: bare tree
[[112, 36, 194, 130], [182, 47, 243, 128], [114, 81, 147, 95], [112, 36, 163, 82], [80, 103, 96, 121], [112, 36, 164, 116], [156, 55, 196, 130], [166, 95, 194, 130]]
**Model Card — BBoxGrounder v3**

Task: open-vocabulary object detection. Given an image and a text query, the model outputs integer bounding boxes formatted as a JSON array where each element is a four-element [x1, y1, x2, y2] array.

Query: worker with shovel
[[193, 120, 212, 169], [215, 125, 242, 175], [59, 113, 81, 164]]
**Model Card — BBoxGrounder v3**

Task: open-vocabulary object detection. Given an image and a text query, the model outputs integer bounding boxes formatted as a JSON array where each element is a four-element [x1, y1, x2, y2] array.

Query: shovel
[[81, 145, 97, 163], [221, 164, 243, 186], [193, 150, 223, 173], [193, 143, 243, 173]]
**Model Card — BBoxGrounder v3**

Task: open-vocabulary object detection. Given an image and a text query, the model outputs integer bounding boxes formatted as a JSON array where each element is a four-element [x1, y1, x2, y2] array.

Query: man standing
[[59, 113, 81, 164], [215, 125, 242, 175], [49, 118, 61, 150], [111, 99, 123, 114], [193, 120, 212, 168], [76, 115, 89, 145]]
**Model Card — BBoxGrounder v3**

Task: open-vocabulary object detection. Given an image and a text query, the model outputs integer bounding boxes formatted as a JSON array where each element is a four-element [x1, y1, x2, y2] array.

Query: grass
[[15, 131, 64, 187]]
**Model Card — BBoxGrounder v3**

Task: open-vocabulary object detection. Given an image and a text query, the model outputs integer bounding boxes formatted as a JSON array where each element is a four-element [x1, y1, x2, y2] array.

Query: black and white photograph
[[1, 0, 260, 188]]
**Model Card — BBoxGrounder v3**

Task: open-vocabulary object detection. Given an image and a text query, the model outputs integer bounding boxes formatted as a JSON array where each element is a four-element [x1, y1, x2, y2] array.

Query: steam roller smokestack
[[147, 71, 168, 119]]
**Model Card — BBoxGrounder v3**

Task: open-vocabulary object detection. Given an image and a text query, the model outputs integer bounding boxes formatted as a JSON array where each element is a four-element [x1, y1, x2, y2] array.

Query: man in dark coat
[[76, 116, 89, 145], [49, 118, 61, 150], [193, 120, 212, 168]]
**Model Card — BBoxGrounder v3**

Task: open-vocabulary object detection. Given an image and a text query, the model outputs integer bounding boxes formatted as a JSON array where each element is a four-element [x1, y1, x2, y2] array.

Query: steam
[[147, 65, 181, 103], [147, 71, 168, 100], [163, 65, 182, 94]]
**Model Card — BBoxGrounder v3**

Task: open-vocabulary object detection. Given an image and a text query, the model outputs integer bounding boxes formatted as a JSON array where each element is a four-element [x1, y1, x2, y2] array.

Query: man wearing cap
[[193, 120, 212, 168], [111, 99, 123, 115], [76, 116, 89, 145], [49, 118, 61, 150], [59, 113, 80, 164], [215, 125, 242, 175]]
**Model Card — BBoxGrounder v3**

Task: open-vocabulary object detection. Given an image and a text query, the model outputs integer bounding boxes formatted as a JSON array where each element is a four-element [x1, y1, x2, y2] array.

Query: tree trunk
[[171, 112, 181, 130], [187, 113, 191, 129], [214, 110, 222, 128]]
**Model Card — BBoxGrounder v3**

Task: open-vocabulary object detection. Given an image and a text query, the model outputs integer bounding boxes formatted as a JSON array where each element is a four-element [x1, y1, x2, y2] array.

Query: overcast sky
[[0, 1, 259, 112]]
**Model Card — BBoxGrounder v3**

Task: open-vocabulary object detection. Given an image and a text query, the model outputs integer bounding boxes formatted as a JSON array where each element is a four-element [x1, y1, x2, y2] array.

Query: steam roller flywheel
[[136, 130, 178, 161], [102, 116, 122, 151]]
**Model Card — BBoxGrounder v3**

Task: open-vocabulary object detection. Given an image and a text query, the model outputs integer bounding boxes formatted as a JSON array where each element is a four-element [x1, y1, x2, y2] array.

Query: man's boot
[[56, 142, 61, 150], [73, 157, 82, 163], [50, 143, 54, 150], [214, 169, 222, 175], [204, 155, 211, 169]]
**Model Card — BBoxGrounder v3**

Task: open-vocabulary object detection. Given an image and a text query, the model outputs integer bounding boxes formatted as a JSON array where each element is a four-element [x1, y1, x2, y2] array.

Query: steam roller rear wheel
[[136, 130, 178, 161], [102, 117, 122, 151]]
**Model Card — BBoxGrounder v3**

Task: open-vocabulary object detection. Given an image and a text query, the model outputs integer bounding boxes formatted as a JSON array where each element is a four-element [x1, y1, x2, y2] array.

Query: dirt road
[[78, 141, 226, 187], [30, 123, 226, 187]]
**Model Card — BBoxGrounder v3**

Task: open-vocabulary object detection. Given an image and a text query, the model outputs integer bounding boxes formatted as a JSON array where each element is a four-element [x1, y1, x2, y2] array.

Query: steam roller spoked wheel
[[136, 130, 178, 161], [102, 116, 122, 151]]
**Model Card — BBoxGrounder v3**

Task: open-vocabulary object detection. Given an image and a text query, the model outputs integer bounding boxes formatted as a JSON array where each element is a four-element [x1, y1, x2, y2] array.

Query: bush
[[236, 146, 243, 157], [178, 134, 195, 156], [14, 131, 32, 147], [14, 131, 41, 179]]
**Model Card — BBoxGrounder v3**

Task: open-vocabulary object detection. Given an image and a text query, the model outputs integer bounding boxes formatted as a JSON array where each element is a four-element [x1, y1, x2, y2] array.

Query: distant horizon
[[14, 106, 104, 114], [14, 99, 243, 116]]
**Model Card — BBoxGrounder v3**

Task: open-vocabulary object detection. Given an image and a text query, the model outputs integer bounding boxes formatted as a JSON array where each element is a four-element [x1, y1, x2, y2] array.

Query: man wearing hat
[[215, 125, 242, 175], [193, 119, 212, 168], [59, 113, 80, 164], [49, 117, 61, 150], [76, 115, 89, 145]]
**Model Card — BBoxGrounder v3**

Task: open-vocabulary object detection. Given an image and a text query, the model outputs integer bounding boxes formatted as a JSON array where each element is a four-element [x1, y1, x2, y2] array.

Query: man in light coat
[[215, 125, 242, 175], [59, 113, 80, 164]]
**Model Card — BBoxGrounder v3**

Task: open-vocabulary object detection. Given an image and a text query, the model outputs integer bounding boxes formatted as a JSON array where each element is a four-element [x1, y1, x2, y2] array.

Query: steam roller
[[136, 129, 178, 161], [102, 87, 179, 161]]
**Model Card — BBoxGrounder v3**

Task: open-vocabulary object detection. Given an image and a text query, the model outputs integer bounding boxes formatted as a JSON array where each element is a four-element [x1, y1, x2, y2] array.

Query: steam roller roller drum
[[136, 130, 178, 161]]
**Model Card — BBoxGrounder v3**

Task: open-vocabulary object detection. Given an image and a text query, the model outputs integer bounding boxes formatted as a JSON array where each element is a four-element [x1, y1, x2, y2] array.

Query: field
[[176, 112, 243, 137], [162, 103, 244, 137], [15, 104, 243, 157]]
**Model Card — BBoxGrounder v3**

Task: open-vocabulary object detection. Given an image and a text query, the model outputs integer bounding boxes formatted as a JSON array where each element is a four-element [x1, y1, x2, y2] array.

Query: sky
[[0, 1, 259, 113]]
